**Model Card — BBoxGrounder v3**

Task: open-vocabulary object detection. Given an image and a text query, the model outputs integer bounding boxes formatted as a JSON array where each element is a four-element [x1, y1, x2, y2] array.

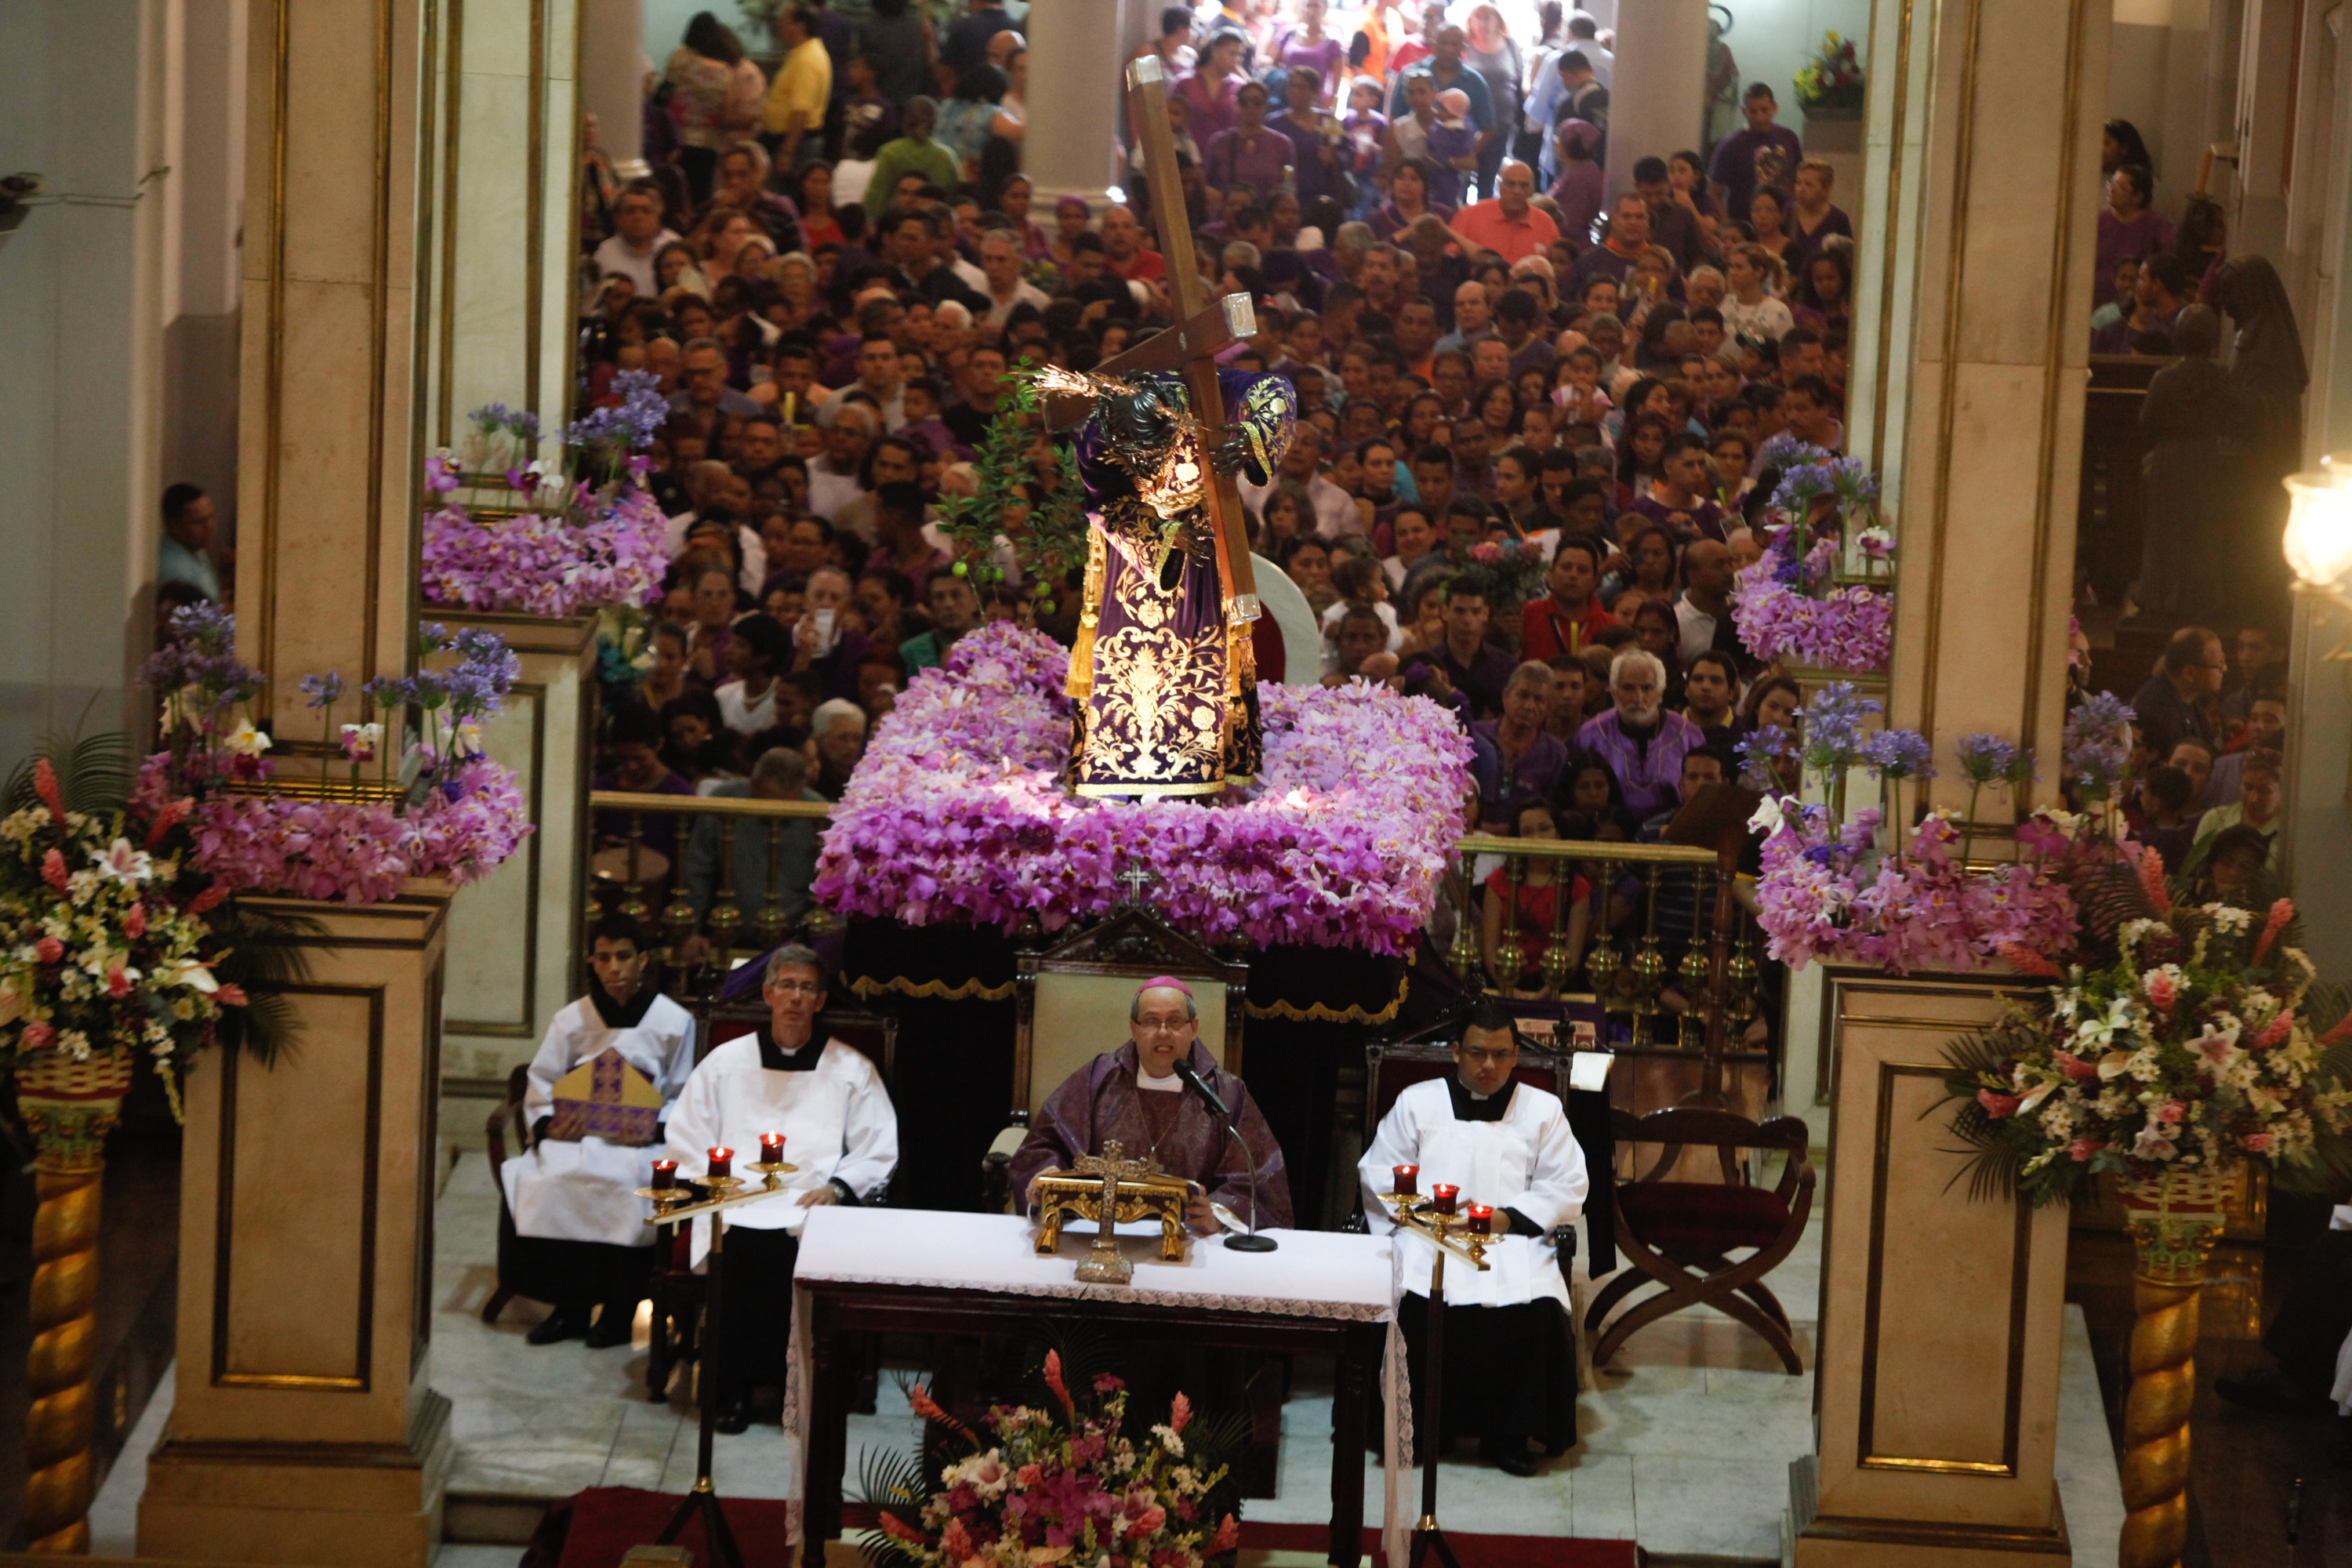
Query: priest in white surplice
[[501, 913, 697, 1348], [666, 943, 898, 1432], [1359, 1000, 1589, 1474]]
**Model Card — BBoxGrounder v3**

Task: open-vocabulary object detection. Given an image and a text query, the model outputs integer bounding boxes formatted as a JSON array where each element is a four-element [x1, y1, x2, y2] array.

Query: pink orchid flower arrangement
[[812, 622, 1472, 953], [141, 608, 532, 905], [865, 1351, 1240, 1568], [419, 377, 670, 618], [1729, 441, 1894, 674]]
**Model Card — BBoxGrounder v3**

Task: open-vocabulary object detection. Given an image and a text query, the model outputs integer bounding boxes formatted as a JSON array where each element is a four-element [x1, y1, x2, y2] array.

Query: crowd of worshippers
[[503, 918, 1588, 1472], [2115, 622, 2292, 902], [575, 2, 1859, 942]]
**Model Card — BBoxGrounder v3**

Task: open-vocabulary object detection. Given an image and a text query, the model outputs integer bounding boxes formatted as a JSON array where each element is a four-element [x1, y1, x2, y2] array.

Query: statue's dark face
[[1102, 384, 1180, 460]]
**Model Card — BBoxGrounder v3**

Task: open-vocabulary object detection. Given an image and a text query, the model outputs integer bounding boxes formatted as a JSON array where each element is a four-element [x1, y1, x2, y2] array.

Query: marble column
[[580, 0, 648, 179], [1021, 0, 1133, 207], [1792, 2, 2109, 1561], [136, 2, 453, 1564], [418, 0, 584, 456], [1599, 0, 1708, 203]]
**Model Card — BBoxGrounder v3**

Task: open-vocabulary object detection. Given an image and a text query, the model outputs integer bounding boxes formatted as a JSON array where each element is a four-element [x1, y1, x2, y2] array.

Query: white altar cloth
[[780, 1207, 1411, 1563]]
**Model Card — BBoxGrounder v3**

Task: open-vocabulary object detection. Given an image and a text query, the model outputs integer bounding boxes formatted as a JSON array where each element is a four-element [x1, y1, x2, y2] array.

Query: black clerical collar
[[1447, 1076, 1515, 1122], [588, 985, 659, 1029], [756, 1027, 823, 1072]]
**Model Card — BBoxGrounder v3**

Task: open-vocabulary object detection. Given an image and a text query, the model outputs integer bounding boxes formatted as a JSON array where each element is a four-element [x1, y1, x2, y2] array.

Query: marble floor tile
[[1562, 1450, 1636, 1541], [435, 1548, 524, 1568], [2056, 1305, 2125, 1568], [1576, 1381, 1813, 1459], [86, 1357, 177, 1557], [448, 1393, 626, 1497], [1629, 1452, 1791, 1560], [602, 1397, 688, 1490]]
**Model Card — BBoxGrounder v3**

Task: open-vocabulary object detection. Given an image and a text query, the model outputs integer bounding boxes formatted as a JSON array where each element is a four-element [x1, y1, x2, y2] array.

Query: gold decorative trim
[[213, 983, 387, 1392], [524, 0, 547, 417], [434, 0, 465, 452], [849, 974, 1018, 1003], [366, 0, 394, 705], [1243, 974, 1406, 1025]]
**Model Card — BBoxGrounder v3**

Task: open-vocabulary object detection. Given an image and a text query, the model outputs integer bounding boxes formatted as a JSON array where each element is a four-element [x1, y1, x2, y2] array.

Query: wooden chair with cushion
[[978, 904, 1247, 1211], [643, 997, 898, 1403], [481, 1063, 535, 1327], [1584, 1105, 1814, 1374]]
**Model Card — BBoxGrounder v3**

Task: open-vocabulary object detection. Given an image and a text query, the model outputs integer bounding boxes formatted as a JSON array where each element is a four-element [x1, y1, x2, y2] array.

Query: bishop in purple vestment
[[1011, 979, 1292, 1232]]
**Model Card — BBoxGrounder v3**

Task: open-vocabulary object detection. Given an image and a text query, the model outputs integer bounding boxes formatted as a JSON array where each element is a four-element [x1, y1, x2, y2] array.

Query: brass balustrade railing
[[587, 794, 1763, 1089]]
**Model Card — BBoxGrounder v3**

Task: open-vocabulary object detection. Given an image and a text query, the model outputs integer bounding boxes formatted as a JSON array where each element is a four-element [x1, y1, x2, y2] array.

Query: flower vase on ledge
[[2114, 1164, 2232, 1568]]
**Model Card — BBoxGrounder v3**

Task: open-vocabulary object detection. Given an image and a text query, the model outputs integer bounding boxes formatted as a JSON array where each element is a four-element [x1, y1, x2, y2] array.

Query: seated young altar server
[[1010, 977, 1293, 1234], [502, 913, 697, 1348], [666, 943, 898, 1431], [1358, 1000, 1589, 1475]]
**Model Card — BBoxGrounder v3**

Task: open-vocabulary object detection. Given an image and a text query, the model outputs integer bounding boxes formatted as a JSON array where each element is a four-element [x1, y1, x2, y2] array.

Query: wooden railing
[[587, 793, 1763, 1090]]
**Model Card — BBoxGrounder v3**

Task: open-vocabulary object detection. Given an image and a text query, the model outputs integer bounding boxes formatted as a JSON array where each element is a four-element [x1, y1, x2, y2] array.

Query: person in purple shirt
[[2095, 164, 2176, 309], [1707, 83, 1804, 223], [1573, 648, 1704, 819], [594, 703, 699, 872], [1471, 662, 1571, 831], [1623, 435, 1730, 543], [1272, 67, 1349, 210], [1203, 82, 1296, 201]]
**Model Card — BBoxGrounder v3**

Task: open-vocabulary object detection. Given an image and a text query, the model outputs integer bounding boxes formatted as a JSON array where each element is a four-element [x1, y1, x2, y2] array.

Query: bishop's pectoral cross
[[1071, 1138, 1154, 1284], [1042, 55, 1262, 627]]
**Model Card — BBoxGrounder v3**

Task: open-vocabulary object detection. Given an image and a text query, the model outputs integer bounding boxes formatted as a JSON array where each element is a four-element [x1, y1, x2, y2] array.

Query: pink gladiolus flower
[[2244, 1133, 2276, 1153], [2251, 1012, 2293, 1051], [1977, 1088, 2023, 1119], [2053, 1051, 2099, 1082], [1044, 1349, 1073, 1415], [34, 937, 64, 964], [1212, 1516, 1240, 1553], [880, 1515, 928, 1545], [215, 983, 249, 1007], [23, 1022, 56, 1050], [2252, 898, 2295, 965], [106, 967, 131, 1000], [2067, 1137, 2102, 1162], [1169, 1391, 1191, 1433], [123, 904, 147, 939], [40, 848, 68, 893], [34, 758, 63, 817], [2144, 968, 2178, 1014]]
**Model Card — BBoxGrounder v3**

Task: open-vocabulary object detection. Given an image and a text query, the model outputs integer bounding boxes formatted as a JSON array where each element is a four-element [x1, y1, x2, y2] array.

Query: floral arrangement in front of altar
[[862, 1351, 1240, 1568], [1794, 31, 1865, 116], [141, 606, 532, 905], [811, 622, 1473, 953], [1730, 441, 1893, 674], [1747, 684, 2096, 975], [1944, 887, 2352, 1206], [417, 374, 671, 619]]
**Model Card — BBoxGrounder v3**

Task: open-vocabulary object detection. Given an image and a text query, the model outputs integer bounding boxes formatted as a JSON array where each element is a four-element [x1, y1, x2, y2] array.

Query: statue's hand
[[1207, 431, 1252, 477]]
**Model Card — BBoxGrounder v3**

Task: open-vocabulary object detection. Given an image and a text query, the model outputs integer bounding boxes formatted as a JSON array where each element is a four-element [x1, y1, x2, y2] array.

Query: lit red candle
[[1465, 1203, 1494, 1235], [706, 1146, 733, 1180], [1392, 1164, 1419, 1196], [650, 1159, 677, 1191], [1430, 1183, 1459, 1216], [760, 1132, 786, 1166]]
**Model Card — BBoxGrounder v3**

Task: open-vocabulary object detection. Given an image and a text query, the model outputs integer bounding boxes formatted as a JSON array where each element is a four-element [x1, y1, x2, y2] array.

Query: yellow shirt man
[[763, 34, 833, 140]]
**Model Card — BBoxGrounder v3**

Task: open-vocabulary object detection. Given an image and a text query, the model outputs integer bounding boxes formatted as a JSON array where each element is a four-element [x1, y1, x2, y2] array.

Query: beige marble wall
[[429, 612, 597, 1131], [419, 0, 583, 454], [140, 890, 454, 1566], [233, 0, 426, 739], [1886, 0, 2111, 812]]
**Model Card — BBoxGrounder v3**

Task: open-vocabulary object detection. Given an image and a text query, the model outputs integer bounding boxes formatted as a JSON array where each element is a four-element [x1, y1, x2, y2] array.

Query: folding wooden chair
[[1584, 1105, 1814, 1374]]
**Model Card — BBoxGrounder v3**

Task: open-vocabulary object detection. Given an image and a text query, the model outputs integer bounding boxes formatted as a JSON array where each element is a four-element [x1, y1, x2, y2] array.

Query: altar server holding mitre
[[1358, 999, 1589, 1475], [665, 943, 898, 1431], [502, 913, 697, 1348]]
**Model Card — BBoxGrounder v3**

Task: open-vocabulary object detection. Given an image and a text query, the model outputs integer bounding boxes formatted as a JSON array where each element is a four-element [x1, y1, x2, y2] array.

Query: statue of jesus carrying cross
[[1036, 56, 1298, 800]]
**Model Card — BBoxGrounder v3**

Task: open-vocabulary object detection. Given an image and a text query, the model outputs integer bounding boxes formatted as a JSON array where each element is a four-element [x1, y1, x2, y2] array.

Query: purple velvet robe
[[1010, 1040, 1293, 1230], [1067, 368, 1296, 797]]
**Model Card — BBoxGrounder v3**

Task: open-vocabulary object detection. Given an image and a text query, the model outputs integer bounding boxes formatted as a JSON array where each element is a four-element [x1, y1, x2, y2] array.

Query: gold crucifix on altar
[[1033, 1139, 1192, 1283]]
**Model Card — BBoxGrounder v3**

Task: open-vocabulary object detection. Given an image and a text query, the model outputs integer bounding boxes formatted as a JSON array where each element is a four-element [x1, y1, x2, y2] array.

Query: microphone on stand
[[1170, 1057, 1277, 1253]]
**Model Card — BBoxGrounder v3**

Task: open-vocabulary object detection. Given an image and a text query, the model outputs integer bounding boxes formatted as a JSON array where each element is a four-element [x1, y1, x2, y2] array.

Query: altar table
[[786, 1207, 1396, 1568]]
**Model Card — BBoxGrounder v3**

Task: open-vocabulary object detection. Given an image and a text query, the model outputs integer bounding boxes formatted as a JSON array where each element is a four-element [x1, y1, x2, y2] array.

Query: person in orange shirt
[[1448, 161, 1561, 267]]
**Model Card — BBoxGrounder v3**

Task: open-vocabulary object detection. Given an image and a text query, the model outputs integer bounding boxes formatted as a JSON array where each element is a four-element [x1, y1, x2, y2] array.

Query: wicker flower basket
[[2116, 1163, 2233, 1285], [13, 1044, 136, 1105]]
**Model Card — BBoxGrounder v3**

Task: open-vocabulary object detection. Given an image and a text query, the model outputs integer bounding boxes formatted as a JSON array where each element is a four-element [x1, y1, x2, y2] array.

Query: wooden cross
[[1072, 1139, 1154, 1283], [1041, 55, 1262, 626]]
